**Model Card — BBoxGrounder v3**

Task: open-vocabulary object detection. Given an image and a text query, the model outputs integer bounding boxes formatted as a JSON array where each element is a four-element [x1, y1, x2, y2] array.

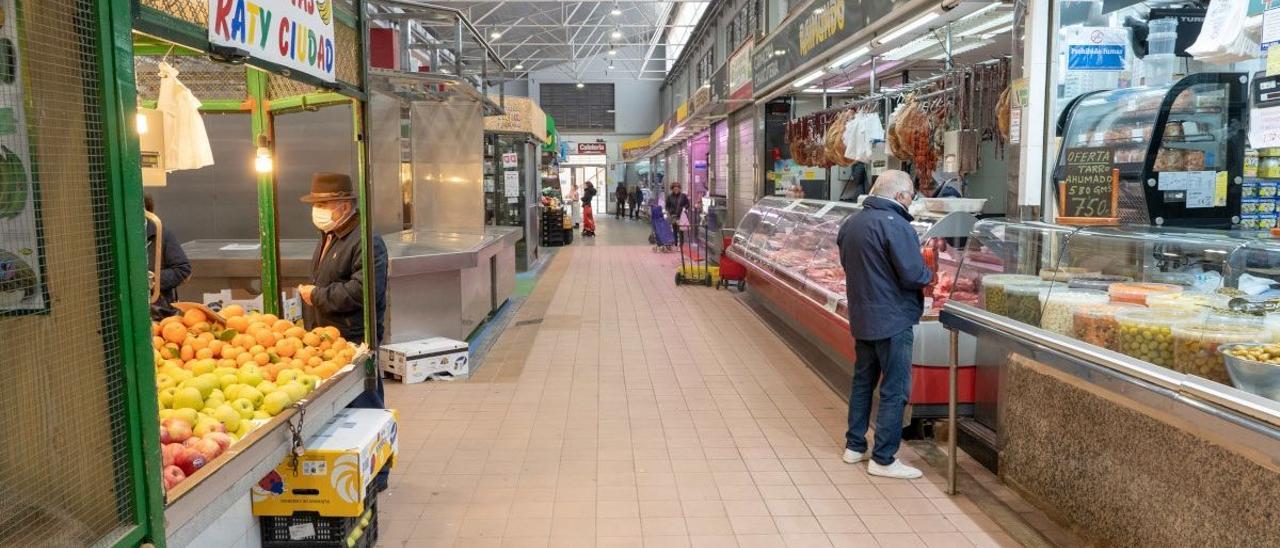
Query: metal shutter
[[714, 121, 729, 196], [540, 83, 615, 131], [731, 109, 756, 228]]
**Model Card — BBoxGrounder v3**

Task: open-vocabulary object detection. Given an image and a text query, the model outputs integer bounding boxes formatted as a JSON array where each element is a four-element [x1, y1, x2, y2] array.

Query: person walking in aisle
[[836, 170, 933, 479], [665, 181, 691, 245], [615, 183, 628, 219], [629, 185, 642, 219], [581, 181, 597, 237]]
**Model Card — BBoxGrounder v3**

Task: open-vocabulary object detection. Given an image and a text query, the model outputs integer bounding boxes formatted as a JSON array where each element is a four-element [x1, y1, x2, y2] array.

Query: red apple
[[163, 418, 192, 444], [161, 443, 184, 467], [193, 437, 222, 461], [176, 448, 207, 476], [206, 432, 233, 453], [160, 426, 172, 445], [163, 465, 186, 489], [183, 437, 201, 448]]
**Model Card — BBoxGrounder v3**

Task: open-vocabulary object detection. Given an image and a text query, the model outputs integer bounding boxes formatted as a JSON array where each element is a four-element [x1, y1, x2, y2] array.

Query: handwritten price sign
[[1059, 147, 1119, 225]]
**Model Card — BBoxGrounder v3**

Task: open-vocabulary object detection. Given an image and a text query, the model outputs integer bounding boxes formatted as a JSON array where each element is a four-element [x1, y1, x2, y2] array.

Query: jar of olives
[[1039, 290, 1108, 335], [1108, 282, 1183, 305], [1005, 281, 1057, 325], [1172, 317, 1267, 384], [1073, 302, 1144, 350], [979, 274, 1040, 317], [1116, 308, 1205, 368]]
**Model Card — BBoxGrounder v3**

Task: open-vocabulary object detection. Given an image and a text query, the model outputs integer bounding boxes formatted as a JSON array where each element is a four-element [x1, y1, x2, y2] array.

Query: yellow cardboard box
[[252, 408, 398, 517]]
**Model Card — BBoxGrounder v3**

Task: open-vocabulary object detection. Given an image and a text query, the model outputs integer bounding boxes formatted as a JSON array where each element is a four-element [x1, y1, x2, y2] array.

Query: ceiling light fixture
[[612, 29, 623, 39], [800, 87, 851, 93], [608, 62, 616, 69], [827, 45, 871, 69], [980, 25, 1014, 40], [608, 48, 617, 56], [883, 37, 939, 61], [812, 7, 824, 14], [791, 69, 826, 88], [875, 12, 940, 45], [490, 30, 502, 40], [611, 3, 622, 16], [929, 41, 987, 60], [514, 63, 524, 70], [958, 13, 1014, 37], [960, 1, 1003, 22], [577, 82, 585, 88]]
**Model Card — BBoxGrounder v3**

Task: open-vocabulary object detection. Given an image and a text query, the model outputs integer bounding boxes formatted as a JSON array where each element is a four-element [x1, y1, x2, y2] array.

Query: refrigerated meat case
[[726, 197, 981, 419], [939, 220, 1280, 542], [1053, 73, 1247, 228]]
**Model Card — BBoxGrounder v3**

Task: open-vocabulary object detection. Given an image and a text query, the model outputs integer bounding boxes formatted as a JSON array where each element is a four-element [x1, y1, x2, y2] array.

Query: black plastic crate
[[260, 502, 377, 548]]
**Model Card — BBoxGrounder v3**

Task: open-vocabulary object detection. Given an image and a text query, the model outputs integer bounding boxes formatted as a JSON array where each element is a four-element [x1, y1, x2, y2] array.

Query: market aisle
[[375, 234, 1024, 548]]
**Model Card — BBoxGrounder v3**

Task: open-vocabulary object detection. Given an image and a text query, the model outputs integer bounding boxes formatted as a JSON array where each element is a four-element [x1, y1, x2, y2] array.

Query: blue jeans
[[845, 328, 914, 465]]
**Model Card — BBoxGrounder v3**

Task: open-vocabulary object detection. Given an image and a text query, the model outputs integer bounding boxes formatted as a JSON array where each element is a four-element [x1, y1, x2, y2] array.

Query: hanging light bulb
[[611, 28, 622, 39], [611, 3, 622, 16], [608, 61, 616, 70], [490, 30, 502, 40], [608, 48, 617, 56], [576, 82, 585, 89], [135, 112, 148, 135], [255, 146, 273, 174], [514, 63, 524, 70]]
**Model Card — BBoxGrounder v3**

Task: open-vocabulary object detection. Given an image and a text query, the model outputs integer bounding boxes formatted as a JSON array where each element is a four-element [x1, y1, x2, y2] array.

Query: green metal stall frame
[[94, 1, 377, 545]]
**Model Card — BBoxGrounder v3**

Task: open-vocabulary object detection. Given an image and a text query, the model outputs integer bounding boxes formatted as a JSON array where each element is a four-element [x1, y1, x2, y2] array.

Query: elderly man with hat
[[297, 172, 388, 408]]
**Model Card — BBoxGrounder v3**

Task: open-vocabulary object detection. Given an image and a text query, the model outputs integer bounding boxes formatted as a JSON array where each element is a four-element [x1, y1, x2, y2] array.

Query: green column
[[353, 99, 374, 346], [247, 69, 282, 315]]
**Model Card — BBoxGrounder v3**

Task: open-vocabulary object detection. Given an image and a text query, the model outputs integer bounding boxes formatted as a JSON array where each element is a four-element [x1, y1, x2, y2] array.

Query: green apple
[[190, 359, 216, 376], [194, 416, 223, 437], [212, 404, 241, 432], [219, 374, 239, 390], [257, 381, 278, 394], [158, 387, 177, 409], [236, 420, 253, 438], [205, 393, 225, 410], [252, 410, 271, 420], [173, 407, 199, 425], [297, 375, 318, 394], [156, 373, 176, 391], [237, 364, 263, 387], [158, 408, 174, 420], [224, 384, 243, 401], [276, 369, 301, 385], [238, 385, 263, 408], [213, 366, 238, 378], [261, 391, 291, 416], [231, 398, 255, 420], [171, 387, 204, 411], [279, 382, 307, 404], [182, 376, 215, 399]]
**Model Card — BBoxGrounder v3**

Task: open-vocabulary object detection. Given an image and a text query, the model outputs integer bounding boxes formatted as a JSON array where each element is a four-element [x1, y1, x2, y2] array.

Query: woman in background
[[581, 181, 598, 237]]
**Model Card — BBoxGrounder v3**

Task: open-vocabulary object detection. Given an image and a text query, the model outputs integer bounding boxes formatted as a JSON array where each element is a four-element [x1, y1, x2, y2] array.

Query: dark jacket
[[665, 192, 691, 221], [629, 187, 641, 205], [836, 196, 932, 341], [582, 185, 597, 208], [146, 218, 191, 320], [616, 186, 628, 202], [303, 213, 389, 346]]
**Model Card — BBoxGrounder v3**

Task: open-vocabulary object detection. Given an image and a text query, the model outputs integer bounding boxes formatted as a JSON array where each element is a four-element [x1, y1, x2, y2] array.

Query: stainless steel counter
[[177, 239, 319, 302]]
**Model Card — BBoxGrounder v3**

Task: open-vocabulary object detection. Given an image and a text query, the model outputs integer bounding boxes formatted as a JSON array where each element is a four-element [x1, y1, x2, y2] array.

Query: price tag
[[288, 523, 316, 540], [1060, 147, 1117, 220], [1009, 108, 1022, 144]]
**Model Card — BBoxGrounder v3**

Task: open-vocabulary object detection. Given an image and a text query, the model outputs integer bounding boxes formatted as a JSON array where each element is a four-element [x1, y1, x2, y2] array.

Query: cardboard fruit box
[[252, 408, 398, 517]]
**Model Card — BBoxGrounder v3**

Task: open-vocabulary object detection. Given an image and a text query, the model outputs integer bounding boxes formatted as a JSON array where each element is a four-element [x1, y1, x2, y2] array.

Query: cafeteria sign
[[209, 0, 337, 83]]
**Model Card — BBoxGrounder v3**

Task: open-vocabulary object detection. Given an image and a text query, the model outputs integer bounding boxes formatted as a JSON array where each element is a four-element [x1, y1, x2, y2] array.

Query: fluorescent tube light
[[958, 12, 1014, 37], [929, 41, 987, 60], [877, 12, 940, 45], [980, 25, 1014, 39], [828, 45, 871, 69], [791, 69, 826, 88], [960, 1, 1003, 22], [800, 87, 851, 93], [883, 38, 939, 61]]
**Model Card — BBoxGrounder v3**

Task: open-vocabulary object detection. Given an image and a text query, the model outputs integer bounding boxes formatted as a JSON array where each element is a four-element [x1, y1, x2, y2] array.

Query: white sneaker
[[842, 449, 865, 464], [867, 460, 923, 479]]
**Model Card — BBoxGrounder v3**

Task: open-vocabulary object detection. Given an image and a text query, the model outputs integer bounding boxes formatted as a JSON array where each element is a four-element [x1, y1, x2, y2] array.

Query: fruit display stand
[[127, 1, 380, 545]]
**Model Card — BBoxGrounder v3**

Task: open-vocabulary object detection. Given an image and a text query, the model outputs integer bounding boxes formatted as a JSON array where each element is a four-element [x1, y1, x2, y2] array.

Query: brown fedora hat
[[300, 172, 356, 203]]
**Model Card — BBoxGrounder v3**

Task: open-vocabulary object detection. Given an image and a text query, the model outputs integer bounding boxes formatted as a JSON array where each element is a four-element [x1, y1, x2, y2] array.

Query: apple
[[224, 384, 243, 401], [163, 464, 186, 489], [172, 408, 199, 426], [193, 416, 225, 438], [279, 382, 307, 404], [276, 369, 301, 385], [238, 386, 263, 408], [162, 443, 184, 467], [235, 420, 253, 438], [158, 387, 177, 409], [261, 391, 291, 416], [252, 410, 271, 420], [257, 381, 278, 394], [158, 409, 174, 420], [175, 448, 207, 476], [219, 374, 239, 390], [193, 437, 222, 460], [211, 404, 241, 432], [231, 398, 255, 420], [297, 375, 318, 394], [190, 359, 216, 376], [171, 387, 204, 411], [206, 432, 233, 453], [213, 366, 238, 378], [237, 364, 263, 387], [156, 373, 176, 391], [162, 417, 193, 444]]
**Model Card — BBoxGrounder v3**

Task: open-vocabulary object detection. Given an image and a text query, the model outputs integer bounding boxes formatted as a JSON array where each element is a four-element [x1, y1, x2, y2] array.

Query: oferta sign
[[209, 0, 338, 83], [752, 0, 897, 94]]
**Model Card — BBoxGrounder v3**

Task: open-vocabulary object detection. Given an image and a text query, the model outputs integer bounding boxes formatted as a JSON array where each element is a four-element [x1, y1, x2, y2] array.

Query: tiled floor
[[377, 217, 1030, 548]]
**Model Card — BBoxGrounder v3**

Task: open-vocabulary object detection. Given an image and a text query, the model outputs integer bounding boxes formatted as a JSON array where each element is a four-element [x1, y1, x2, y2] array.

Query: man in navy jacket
[[836, 170, 933, 479]]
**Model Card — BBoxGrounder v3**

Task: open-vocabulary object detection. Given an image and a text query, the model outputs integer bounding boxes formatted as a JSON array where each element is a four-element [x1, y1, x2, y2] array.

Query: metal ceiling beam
[[472, 3, 503, 24], [422, 0, 709, 3], [638, 1, 675, 79], [489, 23, 695, 28]]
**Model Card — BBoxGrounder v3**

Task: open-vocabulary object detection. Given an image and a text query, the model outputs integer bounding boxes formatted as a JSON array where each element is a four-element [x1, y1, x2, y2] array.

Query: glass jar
[[1172, 317, 1268, 384], [1259, 148, 1280, 179], [980, 274, 1040, 317], [1073, 302, 1145, 350], [1146, 291, 1225, 312], [1116, 308, 1205, 368], [1039, 290, 1109, 335], [1068, 275, 1133, 292], [1108, 282, 1183, 305], [1005, 281, 1057, 325]]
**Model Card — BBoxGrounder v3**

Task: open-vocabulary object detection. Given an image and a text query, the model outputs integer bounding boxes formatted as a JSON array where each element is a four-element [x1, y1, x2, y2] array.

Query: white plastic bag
[[1186, 0, 1258, 64]]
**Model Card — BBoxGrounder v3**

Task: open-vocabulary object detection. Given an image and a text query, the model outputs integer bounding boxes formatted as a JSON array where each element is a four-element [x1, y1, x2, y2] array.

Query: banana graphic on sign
[[330, 453, 361, 503], [317, 0, 332, 26]]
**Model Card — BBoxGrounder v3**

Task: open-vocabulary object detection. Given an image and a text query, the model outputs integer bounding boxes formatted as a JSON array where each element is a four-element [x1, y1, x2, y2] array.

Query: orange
[[253, 352, 271, 366], [190, 337, 209, 352], [322, 326, 341, 340], [221, 304, 245, 318], [322, 349, 336, 360], [181, 308, 206, 328], [306, 356, 322, 367], [274, 339, 297, 358], [179, 345, 195, 362], [302, 332, 322, 347], [209, 340, 225, 357], [161, 322, 188, 345], [151, 323, 161, 336], [285, 326, 306, 339], [249, 344, 266, 355], [235, 334, 255, 350], [253, 329, 276, 348], [219, 359, 237, 369], [319, 340, 332, 351], [272, 319, 293, 333], [222, 346, 242, 360], [315, 363, 339, 379], [152, 336, 165, 349], [235, 353, 253, 366], [159, 316, 183, 328], [260, 314, 279, 325], [225, 315, 248, 333], [195, 348, 214, 360]]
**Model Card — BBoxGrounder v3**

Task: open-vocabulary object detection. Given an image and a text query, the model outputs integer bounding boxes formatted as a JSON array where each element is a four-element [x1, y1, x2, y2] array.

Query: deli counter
[[940, 220, 1280, 545], [726, 197, 981, 418]]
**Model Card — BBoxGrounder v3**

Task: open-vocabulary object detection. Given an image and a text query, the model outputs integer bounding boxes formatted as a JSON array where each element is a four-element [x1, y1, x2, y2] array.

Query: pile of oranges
[[153, 305, 355, 382]]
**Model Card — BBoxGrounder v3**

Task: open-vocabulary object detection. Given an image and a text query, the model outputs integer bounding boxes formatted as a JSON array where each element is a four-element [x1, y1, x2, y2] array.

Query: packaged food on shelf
[[1068, 275, 1133, 292], [1006, 281, 1058, 325], [1154, 147, 1186, 171], [1116, 308, 1205, 367], [980, 274, 1041, 317], [1109, 282, 1183, 305], [1039, 267, 1099, 283], [1073, 302, 1145, 350], [1172, 316, 1267, 384], [1039, 290, 1109, 335]]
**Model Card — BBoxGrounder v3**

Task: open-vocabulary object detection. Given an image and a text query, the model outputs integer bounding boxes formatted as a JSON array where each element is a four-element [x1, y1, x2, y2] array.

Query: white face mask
[[312, 206, 338, 232]]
